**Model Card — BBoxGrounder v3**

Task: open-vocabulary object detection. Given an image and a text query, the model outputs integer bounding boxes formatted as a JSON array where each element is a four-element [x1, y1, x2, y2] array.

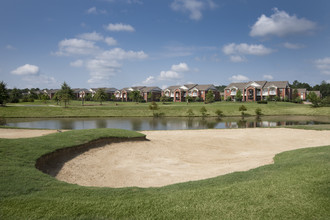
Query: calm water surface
[[6, 116, 330, 131]]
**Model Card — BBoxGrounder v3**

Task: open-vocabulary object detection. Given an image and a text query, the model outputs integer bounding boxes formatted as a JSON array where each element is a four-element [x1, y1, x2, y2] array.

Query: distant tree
[[291, 80, 311, 91], [255, 108, 262, 118], [186, 108, 194, 117], [149, 101, 159, 116], [9, 87, 21, 103], [215, 109, 224, 119], [318, 80, 330, 98], [292, 88, 299, 100], [94, 88, 107, 105], [205, 90, 215, 103], [59, 82, 74, 108], [215, 85, 227, 92], [53, 91, 61, 105], [200, 106, 208, 117], [111, 94, 116, 101], [239, 105, 247, 118], [308, 91, 321, 107], [235, 90, 242, 102], [0, 81, 9, 106], [129, 91, 143, 103], [41, 94, 49, 103]]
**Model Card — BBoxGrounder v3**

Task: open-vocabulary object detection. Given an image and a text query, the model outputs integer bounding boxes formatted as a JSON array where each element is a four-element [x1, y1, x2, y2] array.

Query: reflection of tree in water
[[131, 119, 142, 131], [60, 119, 74, 130], [199, 118, 217, 129], [237, 119, 247, 128], [96, 119, 107, 128], [148, 118, 159, 130], [187, 117, 194, 128]]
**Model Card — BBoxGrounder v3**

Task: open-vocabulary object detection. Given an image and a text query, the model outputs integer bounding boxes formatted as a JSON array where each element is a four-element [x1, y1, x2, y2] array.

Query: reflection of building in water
[[225, 122, 238, 128]]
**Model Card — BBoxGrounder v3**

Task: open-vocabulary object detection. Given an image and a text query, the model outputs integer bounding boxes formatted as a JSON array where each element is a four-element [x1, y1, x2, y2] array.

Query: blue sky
[[1, 0, 330, 89]]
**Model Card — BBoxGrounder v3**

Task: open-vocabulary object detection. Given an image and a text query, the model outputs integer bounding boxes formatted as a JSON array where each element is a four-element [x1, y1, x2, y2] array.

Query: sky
[[1, 0, 330, 90]]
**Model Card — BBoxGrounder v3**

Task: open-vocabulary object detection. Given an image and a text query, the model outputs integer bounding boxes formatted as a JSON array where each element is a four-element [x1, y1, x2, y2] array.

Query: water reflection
[[6, 116, 329, 131]]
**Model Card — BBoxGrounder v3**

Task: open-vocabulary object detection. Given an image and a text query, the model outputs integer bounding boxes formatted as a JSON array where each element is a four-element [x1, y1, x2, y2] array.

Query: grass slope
[[1, 127, 330, 219], [2, 100, 330, 117]]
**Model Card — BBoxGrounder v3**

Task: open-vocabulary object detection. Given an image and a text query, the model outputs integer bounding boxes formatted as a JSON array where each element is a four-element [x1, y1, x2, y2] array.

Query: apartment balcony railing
[[230, 91, 236, 96], [269, 91, 276, 95]]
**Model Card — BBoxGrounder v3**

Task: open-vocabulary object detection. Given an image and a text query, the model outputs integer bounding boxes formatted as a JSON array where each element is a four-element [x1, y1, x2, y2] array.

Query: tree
[[186, 109, 194, 117], [59, 82, 74, 108], [200, 106, 207, 117], [149, 101, 159, 116], [308, 91, 321, 107], [129, 91, 143, 103], [9, 87, 21, 103], [215, 109, 224, 119], [239, 105, 247, 118], [53, 91, 61, 105], [205, 90, 215, 103], [0, 81, 9, 106], [235, 90, 242, 102], [255, 108, 262, 119], [41, 94, 49, 103], [94, 88, 107, 105], [292, 88, 299, 100]]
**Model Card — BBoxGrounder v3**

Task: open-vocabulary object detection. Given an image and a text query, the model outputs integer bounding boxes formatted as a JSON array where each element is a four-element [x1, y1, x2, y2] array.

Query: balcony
[[269, 91, 276, 96], [230, 91, 236, 96]]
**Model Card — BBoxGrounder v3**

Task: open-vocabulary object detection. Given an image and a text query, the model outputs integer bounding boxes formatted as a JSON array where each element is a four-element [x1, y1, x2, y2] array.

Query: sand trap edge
[[35, 136, 148, 178]]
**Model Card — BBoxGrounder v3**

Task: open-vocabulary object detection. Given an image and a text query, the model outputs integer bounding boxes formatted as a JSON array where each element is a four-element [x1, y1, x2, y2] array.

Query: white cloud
[[55, 38, 100, 56], [87, 48, 148, 85], [230, 55, 246, 63], [105, 23, 135, 32], [283, 42, 305, 49], [6, 44, 16, 50], [229, 74, 249, 82], [11, 64, 39, 75], [315, 57, 330, 75], [70, 60, 84, 67], [250, 8, 317, 37], [86, 7, 107, 15], [170, 0, 217, 21], [142, 76, 155, 85], [77, 32, 104, 41], [263, 74, 274, 80], [87, 7, 97, 14], [223, 43, 273, 56], [171, 62, 189, 72], [104, 37, 117, 46], [159, 70, 181, 80], [22, 74, 58, 88]]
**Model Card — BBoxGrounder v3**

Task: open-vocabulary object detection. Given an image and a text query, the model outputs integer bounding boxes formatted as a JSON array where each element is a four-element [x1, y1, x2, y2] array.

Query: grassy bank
[[1, 127, 330, 219], [2, 100, 330, 117]]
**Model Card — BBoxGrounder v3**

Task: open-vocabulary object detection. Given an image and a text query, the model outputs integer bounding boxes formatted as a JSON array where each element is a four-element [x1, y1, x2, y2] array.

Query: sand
[[55, 128, 330, 188], [0, 128, 61, 139]]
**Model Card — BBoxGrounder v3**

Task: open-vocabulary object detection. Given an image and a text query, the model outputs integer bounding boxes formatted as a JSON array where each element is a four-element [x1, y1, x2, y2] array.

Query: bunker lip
[[35, 136, 147, 177]]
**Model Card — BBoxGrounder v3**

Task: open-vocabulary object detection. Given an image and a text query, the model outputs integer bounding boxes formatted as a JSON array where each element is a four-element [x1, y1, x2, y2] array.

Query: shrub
[[226, 96, 232, 101], [255, 108, 262, 116], [257, 100, 268, 104], [0, 116, 6, 125], [321, 96, 330, 107], [294, 97, 303, 104], [284, 96, 290, 102], [186, 109, 194, 117], [195, 97, 202, 102], [200, 106, 207, 117], [239, 105, 247, 118], [215, 109, 224, 118], [22, 95, 29, 102], [274, 96, 281, 102]]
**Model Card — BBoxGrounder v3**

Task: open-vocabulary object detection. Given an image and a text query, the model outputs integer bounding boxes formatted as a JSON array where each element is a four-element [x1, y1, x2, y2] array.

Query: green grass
[[1, 127, 330, 219], [2, 100, 330, 118]]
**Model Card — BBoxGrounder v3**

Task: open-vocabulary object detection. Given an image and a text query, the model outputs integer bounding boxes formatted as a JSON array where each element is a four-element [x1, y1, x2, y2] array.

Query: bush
[[293, 97, 302, 104], [215, 109, 224, 118], [0, 116, 6, 125], [195, 97, 202, 102], [284, 96, 290, 102], [200, 106, 207, 117], [28, 98, 35, 102], [255, 108, 262, 116], [274, 96, 281, 102], [226, 96, 232, 101], [22, 95, 29, 102], [321, 96, 330, 107], [257, 100, 268, 104], [186, 109, 194, 117]]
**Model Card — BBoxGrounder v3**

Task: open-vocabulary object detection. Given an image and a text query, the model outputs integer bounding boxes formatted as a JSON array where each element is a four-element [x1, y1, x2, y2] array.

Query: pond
[[6, 116, 330, 131]]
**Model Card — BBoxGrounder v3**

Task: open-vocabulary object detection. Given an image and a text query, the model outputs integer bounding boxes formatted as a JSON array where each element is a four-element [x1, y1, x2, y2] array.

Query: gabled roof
[[245, 81, 267, 89], [297, 88, 307, 93], [194, 84, 217, 91], [184, 84, 198, 90], [164, 85, 182, 92], [140, 87, 162, 92], [225, 83, 247, 91], [264, 81, 289, 88]]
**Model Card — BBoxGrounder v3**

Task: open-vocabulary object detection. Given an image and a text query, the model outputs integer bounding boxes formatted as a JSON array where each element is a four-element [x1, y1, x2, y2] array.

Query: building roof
[[297, 88, 307, 93], [140, 86, 162, 92], [194, 84, 217, 91], [225, 81, 290, 91]]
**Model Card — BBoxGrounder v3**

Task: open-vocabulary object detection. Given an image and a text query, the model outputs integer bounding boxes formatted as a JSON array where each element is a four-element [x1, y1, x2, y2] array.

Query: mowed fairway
[[1, 127, 330, 219]]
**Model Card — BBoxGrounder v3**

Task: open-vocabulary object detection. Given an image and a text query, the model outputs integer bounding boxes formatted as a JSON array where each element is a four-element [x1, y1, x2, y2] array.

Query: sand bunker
[[56, 128, 330, 188], [0, 128, 60, 139]]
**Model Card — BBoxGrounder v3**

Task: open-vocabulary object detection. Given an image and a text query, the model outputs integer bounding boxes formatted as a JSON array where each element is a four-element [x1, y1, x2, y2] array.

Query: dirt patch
[[0, 128, 61, 139], [55, 128, 330, 188]]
